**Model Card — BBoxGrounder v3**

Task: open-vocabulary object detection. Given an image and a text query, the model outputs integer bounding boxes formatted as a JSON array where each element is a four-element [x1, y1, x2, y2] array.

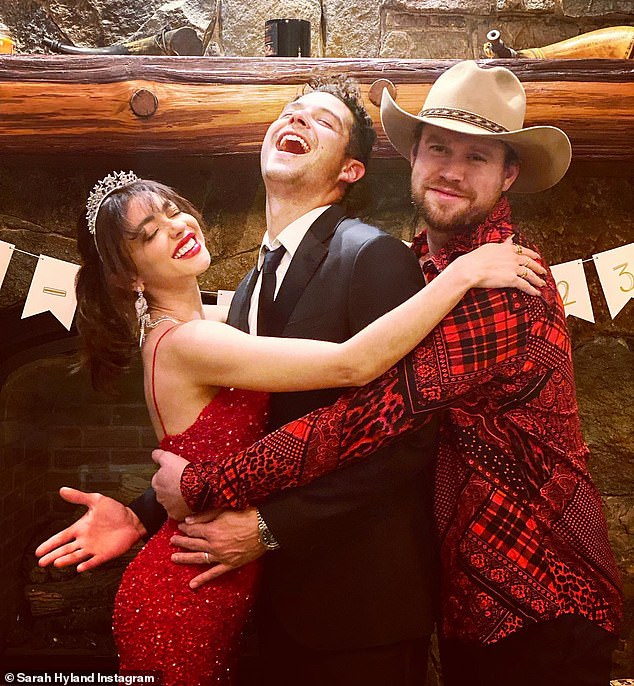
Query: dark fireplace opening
[[0, 336, 155, 669]]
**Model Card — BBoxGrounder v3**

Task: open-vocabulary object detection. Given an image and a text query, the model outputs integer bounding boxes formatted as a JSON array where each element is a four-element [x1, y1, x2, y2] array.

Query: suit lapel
[[272, 204, 347, 336], [226, 267, 259, 332]]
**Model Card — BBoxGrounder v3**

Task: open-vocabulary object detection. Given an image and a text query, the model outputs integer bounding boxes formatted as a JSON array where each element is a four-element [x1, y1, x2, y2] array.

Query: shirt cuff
[[127, 490, 166, 541], [180, 462, 218, 512]]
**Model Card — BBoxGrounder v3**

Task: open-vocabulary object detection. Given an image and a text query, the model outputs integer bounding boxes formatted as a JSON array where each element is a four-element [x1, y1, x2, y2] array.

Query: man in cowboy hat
[[375, 60, 622, 684], [164, 62, 622, 685]]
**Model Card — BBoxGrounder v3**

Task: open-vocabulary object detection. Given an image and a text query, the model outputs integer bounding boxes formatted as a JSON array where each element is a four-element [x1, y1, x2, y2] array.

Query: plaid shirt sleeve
[[181, 286, 549, 511]]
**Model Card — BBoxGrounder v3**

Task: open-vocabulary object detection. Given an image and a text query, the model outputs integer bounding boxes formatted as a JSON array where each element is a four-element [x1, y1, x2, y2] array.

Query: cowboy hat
[[380, 61, 572, 193]]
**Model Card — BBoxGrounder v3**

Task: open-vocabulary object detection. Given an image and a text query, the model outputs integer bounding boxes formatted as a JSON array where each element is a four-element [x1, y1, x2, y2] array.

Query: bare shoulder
[[142, 321, 228, 385], [169, 319, 228, 346], [147, 319, 220, 357]]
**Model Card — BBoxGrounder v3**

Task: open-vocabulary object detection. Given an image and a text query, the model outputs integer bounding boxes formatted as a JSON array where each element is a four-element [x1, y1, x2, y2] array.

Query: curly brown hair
[[75, 179, 203, 392]]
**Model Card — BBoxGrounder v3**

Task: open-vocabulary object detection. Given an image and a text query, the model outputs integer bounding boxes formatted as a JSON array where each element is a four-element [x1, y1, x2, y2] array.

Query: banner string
[[12, 247, 40, 259], [4, 241, 631, 321], [10, 247, 221, 296], [10, 246, 599, 266]]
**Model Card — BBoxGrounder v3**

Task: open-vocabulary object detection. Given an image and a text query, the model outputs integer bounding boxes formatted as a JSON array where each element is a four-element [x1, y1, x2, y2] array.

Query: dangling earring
[[135, 287, 151, 347]]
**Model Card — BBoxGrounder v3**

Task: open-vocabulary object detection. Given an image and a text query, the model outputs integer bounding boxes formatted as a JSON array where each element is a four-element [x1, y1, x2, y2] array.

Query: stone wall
[[2, 0, 633, 57], [0, 0, 633, 680]]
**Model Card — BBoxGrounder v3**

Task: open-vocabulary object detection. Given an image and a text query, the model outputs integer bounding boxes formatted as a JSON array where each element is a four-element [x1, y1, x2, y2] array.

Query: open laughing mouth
[[276, 132, 312, 155], [172, 233, 201, 260]]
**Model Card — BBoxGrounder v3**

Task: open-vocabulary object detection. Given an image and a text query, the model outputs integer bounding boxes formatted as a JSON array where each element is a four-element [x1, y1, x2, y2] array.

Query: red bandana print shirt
[[182, 198, 622, 644]]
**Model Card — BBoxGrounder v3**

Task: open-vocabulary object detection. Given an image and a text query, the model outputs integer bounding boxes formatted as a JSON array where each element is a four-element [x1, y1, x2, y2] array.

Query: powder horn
[[484, 26, 634, 60], [42, 26, 203, 56]]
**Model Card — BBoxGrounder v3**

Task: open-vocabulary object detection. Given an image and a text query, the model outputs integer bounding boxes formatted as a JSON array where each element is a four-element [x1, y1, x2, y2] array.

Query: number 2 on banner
[[613, 262, 634, 293], [556, 280, 577, 307]]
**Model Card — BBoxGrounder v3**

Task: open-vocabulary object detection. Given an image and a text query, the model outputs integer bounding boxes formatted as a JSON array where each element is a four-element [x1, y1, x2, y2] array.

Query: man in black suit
[[158, 77, 438, 686], [39, 78, 438, 685]]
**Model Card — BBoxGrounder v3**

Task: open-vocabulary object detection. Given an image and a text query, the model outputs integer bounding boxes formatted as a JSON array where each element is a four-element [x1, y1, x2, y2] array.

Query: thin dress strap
[[150, 324, 181, 437]]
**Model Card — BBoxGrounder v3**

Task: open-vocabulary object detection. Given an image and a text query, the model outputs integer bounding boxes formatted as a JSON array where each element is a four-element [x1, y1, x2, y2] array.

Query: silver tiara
[[86, 171, 140, 236]]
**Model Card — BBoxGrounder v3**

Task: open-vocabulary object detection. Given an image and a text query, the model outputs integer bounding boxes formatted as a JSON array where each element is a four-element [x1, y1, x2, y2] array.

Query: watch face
[[257, 513, 273, 549], [257, 513, 279, 550], [261, 528, 275, 549]]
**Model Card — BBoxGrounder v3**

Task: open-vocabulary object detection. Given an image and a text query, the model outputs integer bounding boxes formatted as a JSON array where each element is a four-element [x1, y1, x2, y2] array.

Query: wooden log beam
[[0, 56, 632, 160]]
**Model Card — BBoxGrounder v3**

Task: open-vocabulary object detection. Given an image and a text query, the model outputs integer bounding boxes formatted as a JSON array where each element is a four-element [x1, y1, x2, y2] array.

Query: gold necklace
[[140, 314, 184, 347], [146, 315, 183, 329]]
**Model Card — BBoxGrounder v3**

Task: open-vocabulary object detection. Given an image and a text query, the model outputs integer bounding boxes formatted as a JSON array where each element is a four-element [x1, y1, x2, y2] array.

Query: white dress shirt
[[248, 206, 331, 335]]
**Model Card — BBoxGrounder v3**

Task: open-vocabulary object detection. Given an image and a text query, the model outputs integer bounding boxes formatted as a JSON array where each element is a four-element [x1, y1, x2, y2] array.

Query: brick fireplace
[[0, 318, 154, 665]]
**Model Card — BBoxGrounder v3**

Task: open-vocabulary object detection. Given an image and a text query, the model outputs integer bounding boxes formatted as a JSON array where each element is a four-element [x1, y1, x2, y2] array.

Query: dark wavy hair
[[75, 179, 203, 392], [302, 75, 377, 167]]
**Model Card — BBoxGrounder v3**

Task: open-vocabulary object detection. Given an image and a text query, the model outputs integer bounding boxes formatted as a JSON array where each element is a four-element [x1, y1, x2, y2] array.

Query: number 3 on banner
[[613, 262, 634, 293], [556, 280, 577, 307], [593, 244, 634, 319]]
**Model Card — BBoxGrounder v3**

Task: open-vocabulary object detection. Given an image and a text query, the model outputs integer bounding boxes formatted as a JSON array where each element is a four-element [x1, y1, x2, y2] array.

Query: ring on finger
[[204, 552, 211, 564], [515, 243, 523, 255], [520, 268, 529, 279]]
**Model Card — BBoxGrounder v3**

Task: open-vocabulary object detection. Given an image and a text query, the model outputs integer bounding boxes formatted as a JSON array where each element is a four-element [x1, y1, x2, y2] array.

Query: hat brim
[[380, 88, 572, 194]]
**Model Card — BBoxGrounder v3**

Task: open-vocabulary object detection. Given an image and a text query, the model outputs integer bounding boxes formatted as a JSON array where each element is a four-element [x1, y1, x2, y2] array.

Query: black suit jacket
[[228, 205, 439, 650], [130, 206, 440, 650]]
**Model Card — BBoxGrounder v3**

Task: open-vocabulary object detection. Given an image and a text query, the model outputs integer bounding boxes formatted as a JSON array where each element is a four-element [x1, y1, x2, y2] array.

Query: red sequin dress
[[113, 336, 269, 685]]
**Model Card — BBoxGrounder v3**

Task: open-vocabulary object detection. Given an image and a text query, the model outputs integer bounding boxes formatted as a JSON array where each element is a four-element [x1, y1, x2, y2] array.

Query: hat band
[[418, 107, 509, 134]]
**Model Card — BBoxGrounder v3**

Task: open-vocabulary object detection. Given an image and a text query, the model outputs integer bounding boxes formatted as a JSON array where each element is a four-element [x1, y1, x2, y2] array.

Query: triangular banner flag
[[550, 259, 594, 323], [22, 255, 81, 330], [216, 289, 235, 307], [0, 240, 14, 290], [593, 243, 634, 319]]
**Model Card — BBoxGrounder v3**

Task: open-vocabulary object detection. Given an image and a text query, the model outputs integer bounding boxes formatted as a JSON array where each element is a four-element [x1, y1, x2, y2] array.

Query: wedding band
[[520, 268, 529, 279], [204, 552, 211, 564], [515, 244, 523, 255]]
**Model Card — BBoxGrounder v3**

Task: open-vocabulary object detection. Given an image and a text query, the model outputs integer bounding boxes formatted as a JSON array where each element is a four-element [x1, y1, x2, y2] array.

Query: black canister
[[265, 19, 310, 57]]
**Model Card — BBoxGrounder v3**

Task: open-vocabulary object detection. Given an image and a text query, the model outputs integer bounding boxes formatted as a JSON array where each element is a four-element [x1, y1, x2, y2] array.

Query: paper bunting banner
[[0, 240, 14, 290], [2, 240, 632, 331], [550, 259, 595, 323], [22, 255, 81, 330], [216, 289, 235, 307], [593, 243, 634, 319]]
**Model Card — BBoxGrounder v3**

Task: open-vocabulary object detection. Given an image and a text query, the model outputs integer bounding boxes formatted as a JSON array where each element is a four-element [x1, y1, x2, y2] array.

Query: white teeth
[[174, 237, 196, 259], [280, 134, 310, 153]]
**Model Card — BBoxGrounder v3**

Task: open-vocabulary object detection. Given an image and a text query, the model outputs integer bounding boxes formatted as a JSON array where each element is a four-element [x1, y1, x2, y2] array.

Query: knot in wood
[[130, 89, 158, 118]]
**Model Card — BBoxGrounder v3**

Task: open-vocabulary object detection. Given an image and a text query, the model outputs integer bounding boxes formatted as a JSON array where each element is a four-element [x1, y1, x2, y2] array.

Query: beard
[[412, 180, 505, 236]]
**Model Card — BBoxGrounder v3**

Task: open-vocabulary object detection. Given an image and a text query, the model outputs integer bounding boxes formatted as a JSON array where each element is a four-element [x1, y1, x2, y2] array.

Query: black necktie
[[257, 245, 286, 336]]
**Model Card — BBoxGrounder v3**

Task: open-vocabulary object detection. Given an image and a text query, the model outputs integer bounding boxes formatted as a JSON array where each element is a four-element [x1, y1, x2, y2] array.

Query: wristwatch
[[256, 508, 281, 551]]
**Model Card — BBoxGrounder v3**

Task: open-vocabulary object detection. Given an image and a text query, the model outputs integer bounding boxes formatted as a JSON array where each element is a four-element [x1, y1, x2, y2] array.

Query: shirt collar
[[257, 205, 331, 270]]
